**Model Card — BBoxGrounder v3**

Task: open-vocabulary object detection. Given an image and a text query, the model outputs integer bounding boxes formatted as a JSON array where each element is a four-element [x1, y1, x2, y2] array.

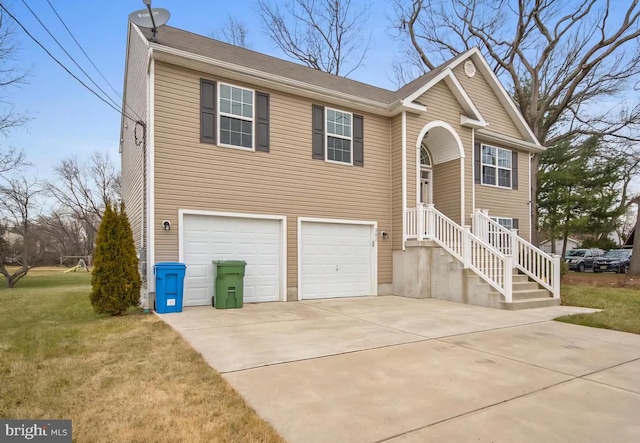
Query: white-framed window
[[218, 83, 254, 149], [326, 108, 352, 164], [481, 144, 511, 188], [491, 217, 514, 230]]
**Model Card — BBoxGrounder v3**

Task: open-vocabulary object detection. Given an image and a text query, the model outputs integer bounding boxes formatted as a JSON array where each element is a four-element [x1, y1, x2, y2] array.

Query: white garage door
[[182, 214, 282, 306], [300, 221, 375, 299]]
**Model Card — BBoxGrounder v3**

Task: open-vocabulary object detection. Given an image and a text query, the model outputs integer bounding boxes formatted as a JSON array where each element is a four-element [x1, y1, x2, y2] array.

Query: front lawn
[[557, 281, 640, 335], [0, 268, 283, 442]]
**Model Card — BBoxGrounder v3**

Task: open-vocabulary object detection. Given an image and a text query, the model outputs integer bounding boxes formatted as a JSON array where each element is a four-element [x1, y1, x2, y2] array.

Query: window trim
[[491, 217, 514, 230], [325, 107, 353, 166], [217, 82, 256, 151], [481, 143, 512, 189]]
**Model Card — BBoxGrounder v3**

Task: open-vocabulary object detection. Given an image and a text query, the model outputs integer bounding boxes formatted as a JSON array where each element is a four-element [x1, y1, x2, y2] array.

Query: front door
[[420, 168, 432, 205]]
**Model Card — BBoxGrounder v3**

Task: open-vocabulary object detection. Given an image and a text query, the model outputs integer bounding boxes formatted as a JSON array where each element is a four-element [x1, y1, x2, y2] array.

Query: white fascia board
[[151, 46, 395, 117], [400, 67, 485, 123], [401, 68, 453, 104], [450, 48, 541, 147], [444, 72, 486, 123], [477, 129, 545, 153], [460, 115, 486, 129]]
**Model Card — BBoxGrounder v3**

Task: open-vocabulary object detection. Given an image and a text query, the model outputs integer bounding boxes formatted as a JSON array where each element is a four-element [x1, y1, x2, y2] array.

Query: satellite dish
[[128, 8, 170, 29]]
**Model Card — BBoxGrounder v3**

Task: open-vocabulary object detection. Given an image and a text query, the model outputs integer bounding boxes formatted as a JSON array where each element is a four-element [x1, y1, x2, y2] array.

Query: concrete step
[[489, 288, 552, 300], [501, 297, 561, 310], [512, 281, 540, 291], [511, 289, 552, 300], [512, 274, 529, 283]]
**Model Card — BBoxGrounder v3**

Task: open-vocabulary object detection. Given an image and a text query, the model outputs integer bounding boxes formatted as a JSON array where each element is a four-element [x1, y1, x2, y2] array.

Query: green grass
[[557, 284, 640, 334], [0, 268, 283, 442]]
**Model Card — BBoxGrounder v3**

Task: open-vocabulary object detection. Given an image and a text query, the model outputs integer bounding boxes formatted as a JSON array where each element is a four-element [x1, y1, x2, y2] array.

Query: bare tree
[[616, 204, 637, 245], [37, 212, 92, 261], [394, 0, 640, 244], [0, 177, 43, 287], [212, 16, 251, 48], [47, 152, 120, 254], [0, 11, 29, 134], [0, 146, 26, 178], [257, 0, 371, 76]]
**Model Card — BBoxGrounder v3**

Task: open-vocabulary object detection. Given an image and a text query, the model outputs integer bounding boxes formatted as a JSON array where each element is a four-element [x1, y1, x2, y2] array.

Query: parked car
[[593, 249, 633, 274], [564, 248, 604, 272]]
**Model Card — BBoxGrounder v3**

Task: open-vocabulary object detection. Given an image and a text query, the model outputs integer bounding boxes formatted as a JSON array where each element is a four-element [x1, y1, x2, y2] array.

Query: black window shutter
[[512, 151, 518, 189], [312, 104, 325, 160], [353, 114, 364, 166], [474, 142, 481, 184], [512, 218, 519, 230], [200, 79, 216, 144], [256, 92, 270, 152]]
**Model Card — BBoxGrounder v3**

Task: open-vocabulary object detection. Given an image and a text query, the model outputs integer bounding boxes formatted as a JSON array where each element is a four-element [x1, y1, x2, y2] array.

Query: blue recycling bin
[[154, 262, 186, 314]]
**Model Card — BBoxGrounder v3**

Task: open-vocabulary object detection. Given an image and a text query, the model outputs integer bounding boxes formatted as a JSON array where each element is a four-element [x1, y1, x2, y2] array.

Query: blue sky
[[0, 0, 397, 179]]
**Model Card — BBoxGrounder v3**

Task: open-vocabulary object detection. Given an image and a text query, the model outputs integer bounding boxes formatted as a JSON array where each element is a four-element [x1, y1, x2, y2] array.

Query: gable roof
[[139, 25, 540, 147], [146, 26, 397, 104]]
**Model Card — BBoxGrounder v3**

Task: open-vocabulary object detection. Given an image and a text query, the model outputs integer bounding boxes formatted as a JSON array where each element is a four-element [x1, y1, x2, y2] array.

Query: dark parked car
[[564, 248, 604, 272], [593, 249, 633, 274]]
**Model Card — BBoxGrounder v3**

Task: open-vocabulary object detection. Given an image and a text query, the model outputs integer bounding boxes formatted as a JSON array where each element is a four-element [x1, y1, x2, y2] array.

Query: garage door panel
[[187, 264, 208, 278], [300, 221, 375, 300], [182, 214, 282, 306]]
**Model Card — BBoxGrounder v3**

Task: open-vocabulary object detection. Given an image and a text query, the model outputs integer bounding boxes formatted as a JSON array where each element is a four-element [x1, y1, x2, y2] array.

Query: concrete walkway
[[161, 297, 640, 442]]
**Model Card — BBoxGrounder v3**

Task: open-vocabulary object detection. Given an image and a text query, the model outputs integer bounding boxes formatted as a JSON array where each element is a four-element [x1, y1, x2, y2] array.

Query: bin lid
[[154, 262, 187, 269], [212, 260, 247, 267]]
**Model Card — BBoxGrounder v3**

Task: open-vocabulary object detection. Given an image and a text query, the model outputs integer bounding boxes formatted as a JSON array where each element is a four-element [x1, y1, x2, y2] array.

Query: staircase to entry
[[404, 204, 561, 309]]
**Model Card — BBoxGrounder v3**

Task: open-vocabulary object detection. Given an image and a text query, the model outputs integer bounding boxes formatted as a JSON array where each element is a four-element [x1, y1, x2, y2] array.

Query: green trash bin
[[212, 260, 247, 309]]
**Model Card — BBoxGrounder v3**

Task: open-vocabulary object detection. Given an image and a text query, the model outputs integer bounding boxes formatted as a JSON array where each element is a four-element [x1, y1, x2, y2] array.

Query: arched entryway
[[415, 121, 465, 224]]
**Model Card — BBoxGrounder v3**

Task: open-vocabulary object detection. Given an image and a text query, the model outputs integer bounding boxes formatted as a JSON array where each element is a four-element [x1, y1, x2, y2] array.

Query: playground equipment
[[64, 258, 90, 273]]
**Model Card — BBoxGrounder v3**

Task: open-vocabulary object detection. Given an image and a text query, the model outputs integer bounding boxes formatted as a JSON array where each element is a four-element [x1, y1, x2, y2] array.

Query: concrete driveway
[[161, 296, 640, 443]]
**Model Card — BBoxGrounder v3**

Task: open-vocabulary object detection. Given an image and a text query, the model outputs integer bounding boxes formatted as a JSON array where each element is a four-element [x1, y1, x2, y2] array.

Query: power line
[[44, 0, 143, 122], [20, 0, 122, 111], [0, 2, 142, 125]]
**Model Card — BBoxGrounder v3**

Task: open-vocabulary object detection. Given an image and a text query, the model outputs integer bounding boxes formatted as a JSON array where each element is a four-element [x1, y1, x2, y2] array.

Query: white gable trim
[[448, 48, 541, 147], [401, 68, 486, 127], [477, 129, 544, 153]]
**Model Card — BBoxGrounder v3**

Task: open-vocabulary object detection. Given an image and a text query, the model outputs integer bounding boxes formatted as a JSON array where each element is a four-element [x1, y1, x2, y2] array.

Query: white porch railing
[[405, 204, 512, 302], [472, 210, 560, 299]]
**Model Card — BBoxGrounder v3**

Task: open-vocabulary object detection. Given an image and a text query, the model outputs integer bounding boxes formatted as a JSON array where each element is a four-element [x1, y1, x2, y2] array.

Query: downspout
[[471, 129, 476, 220], [529, 152, 533, 241], [146, 49, 156, 306], [402, 111, 407, 250]]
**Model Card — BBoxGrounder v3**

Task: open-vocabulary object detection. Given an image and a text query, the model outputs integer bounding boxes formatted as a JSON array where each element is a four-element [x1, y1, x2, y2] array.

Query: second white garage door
[[299, 220, 376, 299], [181, 213, 284, 306]]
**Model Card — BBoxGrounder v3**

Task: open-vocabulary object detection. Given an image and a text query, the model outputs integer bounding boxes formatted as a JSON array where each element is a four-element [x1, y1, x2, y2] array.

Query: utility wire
[[20, 0, 122, 111], [0, 2, 142, 125], [45, 0, 143, 122]]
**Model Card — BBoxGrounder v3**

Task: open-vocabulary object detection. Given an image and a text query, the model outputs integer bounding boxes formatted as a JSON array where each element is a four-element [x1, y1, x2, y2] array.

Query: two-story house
[[121, 23, 561, 311]]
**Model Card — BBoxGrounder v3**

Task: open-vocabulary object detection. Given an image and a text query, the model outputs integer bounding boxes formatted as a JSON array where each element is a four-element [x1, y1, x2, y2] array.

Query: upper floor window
[[311, 104, 364, 167], [481, 144, 512, 188], [219, 84, 253, 149], [491, 217, 514, 230], [326, 108, 352, 163], [200, 79, 270, 152]]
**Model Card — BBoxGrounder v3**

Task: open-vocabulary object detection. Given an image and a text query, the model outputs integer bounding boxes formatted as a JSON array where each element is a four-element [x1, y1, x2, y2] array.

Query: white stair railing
[[406, 205, 512, 302], [472, 210, 560, 299]]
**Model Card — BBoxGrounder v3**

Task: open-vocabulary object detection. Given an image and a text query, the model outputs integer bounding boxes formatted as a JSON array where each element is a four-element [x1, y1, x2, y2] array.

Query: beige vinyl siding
[[391, 114, 403, 250], [453, 64, 522, 139], [405, 81, 473, 225], [153, 62, 392, 292], [433, 159, 461, 221], [120, 26, 147, 248], [475, 144, 531, 241]]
